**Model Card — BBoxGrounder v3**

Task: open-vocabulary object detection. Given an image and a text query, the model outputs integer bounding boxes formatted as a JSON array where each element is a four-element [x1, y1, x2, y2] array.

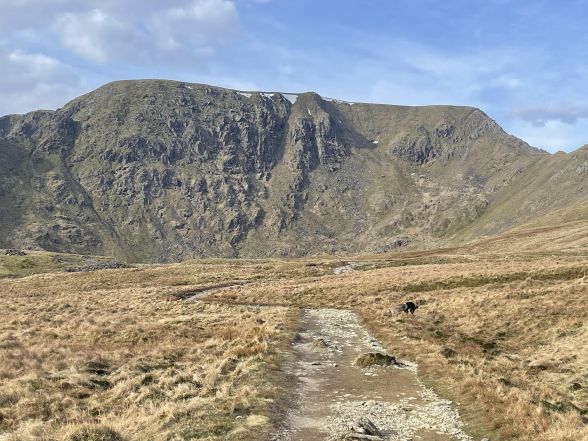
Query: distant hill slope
[[0, 80, 586, 262]]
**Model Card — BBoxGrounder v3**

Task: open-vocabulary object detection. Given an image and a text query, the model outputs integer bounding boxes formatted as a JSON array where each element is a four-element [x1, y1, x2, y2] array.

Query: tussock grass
[[203, 222, 588, 441], [400, 265, 588, 292], [357, 276, 588, 441], [1, 221, 587, 440], [0, 266, 298, 440], [207, 256, 586, 309]]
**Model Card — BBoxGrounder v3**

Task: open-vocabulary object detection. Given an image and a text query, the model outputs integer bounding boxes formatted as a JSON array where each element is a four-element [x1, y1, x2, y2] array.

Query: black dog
[[401, 301, 418, 314]]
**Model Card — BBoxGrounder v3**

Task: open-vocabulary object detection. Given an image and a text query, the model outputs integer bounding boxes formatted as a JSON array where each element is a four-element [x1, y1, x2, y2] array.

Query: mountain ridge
[[0, 79, 585, 262]]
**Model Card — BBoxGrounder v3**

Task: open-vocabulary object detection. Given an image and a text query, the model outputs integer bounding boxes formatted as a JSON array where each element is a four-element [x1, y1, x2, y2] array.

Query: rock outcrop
[[0, 80, 586, 261]]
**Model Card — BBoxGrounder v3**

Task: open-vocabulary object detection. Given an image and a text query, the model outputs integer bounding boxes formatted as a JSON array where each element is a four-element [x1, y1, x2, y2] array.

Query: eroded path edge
[[270, 308, 474, 441]]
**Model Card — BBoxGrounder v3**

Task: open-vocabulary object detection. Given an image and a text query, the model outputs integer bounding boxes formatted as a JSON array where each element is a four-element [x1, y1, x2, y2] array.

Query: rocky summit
[[0, 80, 586, 262]]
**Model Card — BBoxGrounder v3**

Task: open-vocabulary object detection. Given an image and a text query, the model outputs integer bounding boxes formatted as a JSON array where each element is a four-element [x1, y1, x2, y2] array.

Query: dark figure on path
[[401, 301, 418, 314]]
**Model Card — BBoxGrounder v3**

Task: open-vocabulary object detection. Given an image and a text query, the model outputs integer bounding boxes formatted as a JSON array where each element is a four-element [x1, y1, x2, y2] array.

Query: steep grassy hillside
[[0, 80, 586, 261], [455, 147, 588, 240], [0, 249, 127, 279]]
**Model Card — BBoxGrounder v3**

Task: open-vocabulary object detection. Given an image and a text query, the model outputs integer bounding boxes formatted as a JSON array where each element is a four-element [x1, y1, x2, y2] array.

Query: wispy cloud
[[0, 48, 83, 115], [56, 9, 141, 63], [509, 104, 588, 127], [53, 1, 238, 64], [505, 118, 588, 152], [1, 1, 587, 152], [0, 0, 241, 115]]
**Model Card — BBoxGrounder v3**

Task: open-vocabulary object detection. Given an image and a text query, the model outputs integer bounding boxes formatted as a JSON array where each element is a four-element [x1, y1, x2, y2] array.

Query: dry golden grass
[[207, 254, 586, 308], [203, 221, 588, 441], [463, 220, 588, 255], [0, 265, 301, 441], [1, 220, 587, 440], [357, 277, 588, 441]]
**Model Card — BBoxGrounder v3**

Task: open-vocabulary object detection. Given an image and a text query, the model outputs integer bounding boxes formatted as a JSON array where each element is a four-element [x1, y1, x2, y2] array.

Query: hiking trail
[[270, 309, 474, 441]]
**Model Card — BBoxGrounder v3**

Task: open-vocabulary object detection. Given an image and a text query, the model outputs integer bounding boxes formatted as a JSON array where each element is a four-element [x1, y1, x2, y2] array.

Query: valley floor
[[0, 221, 587, 440]]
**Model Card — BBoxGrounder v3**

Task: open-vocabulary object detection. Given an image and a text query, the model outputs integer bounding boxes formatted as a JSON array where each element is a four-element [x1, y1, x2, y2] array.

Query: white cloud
[[56, 9, 140, 63], [52, 0, 238, 63], [0, 0, 83, 36], [505, 119, 588, 153], [510, 104, 588, 127], [348, 43, 526, 106], [151, 0, 238, 59], [0, 0, 241, 114], [0, 48, 85, 115], [1, 1, 239, 64], [8, 50, 59, 72], [165, 0, 237, 30], [244, 35, 536, 110]]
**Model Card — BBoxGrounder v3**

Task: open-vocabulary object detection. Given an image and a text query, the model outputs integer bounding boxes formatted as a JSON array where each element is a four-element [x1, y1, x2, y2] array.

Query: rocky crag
[[1, 80, 586, 261]]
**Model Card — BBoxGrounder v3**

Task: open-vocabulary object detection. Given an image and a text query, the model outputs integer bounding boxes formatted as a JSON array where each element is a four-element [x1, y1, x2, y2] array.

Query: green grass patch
[[0, 251, 124, 279], [354, 256, 471, 271], [399, 265, 587, 292]]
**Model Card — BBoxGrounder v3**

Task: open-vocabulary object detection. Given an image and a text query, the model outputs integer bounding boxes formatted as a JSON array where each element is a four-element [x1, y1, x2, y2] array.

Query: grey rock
[[4, 249, 26, 256], [0, 79, 583, 262]]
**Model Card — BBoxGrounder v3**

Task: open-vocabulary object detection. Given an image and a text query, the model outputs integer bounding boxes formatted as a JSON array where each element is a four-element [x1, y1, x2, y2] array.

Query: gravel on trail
[[271, 308, 474, 441]]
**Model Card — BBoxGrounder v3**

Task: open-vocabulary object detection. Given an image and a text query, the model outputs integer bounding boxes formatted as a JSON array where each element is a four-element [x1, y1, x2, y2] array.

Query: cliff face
[[0, 80, 585, 261]]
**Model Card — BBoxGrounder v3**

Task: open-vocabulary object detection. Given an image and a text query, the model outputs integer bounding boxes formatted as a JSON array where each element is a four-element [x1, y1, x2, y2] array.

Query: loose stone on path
[[271, 309, 474, 441]]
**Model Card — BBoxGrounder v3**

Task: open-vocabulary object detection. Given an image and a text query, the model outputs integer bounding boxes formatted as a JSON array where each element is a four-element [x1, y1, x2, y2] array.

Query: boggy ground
[[0, 220, 586, 440]]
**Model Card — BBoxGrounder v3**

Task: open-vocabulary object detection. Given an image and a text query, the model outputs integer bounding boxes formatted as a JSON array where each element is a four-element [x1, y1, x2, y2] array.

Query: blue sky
[[1, 0, 588, 152]]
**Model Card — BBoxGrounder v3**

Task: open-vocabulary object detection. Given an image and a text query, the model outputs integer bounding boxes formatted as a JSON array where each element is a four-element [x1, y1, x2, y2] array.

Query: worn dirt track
[[270, 309, 475, 441]]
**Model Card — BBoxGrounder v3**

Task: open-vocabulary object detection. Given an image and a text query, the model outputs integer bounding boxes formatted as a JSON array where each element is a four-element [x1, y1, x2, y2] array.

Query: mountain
[[0, 80, 586, 262]]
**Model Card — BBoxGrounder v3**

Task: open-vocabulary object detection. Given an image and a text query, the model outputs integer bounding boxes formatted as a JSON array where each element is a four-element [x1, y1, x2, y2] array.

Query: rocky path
[[271, 309, 474, 441], [333, 264, 353, 275]]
